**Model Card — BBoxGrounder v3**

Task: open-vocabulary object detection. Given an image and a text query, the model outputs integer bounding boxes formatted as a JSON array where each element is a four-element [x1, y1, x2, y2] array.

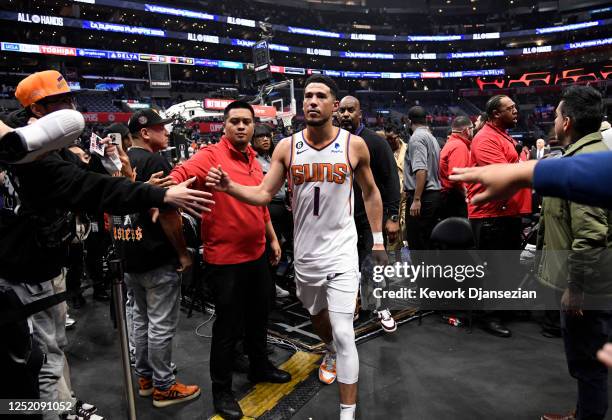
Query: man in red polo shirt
[[467, 95, 531, 338], [170, 101, 291, 420], [439, 116, 474, 218]]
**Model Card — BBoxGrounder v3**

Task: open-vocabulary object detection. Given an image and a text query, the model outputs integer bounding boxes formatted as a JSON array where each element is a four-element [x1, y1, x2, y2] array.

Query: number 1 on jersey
[[313, 186, 320, 216]]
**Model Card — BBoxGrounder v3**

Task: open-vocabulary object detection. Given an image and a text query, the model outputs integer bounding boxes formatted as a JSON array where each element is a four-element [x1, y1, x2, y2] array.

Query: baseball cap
[[105, 122, 130, 138], [15, 70, 75, 108], [128, 109, 173, 134]]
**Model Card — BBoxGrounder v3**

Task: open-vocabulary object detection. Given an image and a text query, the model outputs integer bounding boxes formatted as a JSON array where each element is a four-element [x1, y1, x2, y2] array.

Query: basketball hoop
[[278, 112, 294, 128], [255, 79, 296, 129]]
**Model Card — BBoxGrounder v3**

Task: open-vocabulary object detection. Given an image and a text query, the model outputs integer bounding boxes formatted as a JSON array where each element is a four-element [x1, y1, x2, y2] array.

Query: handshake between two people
[[205, 165, 388, 266]]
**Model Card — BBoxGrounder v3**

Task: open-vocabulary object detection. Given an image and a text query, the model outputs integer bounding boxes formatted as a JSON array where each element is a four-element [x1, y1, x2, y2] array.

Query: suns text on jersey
[[290, 163, 349, 185]]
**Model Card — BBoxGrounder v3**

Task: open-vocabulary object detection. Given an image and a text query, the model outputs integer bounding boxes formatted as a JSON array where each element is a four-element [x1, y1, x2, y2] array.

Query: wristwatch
[[389, 214, 399, 223]]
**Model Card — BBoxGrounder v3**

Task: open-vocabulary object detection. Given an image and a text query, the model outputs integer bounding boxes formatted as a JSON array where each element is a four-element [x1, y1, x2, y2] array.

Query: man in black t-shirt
[[119, 109, 201, 407]]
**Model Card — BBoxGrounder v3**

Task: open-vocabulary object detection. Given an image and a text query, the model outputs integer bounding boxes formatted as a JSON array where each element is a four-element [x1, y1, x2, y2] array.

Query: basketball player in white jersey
[[206, 75, 384, 420]]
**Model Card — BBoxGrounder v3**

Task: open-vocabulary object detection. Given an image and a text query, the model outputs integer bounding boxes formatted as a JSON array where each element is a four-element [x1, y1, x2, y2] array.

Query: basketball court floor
[[66, 290, 611, 420]]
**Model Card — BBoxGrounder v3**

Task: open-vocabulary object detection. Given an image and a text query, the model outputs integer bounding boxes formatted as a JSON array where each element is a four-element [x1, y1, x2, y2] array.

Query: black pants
[[356, 219, 374, 269], [85, 231, 109, 292], [268, 200, 292, 245], [561, 310, 612, 420], [66, 233, 108, 297], [207, 253, 271, 394], [440, 188, 467, 219], [470, 217, 522, 323], [405, 190, 442, 250], [66, 242, 85, 297], [268, 199, 292, 294], [470, 216, 522, 251]]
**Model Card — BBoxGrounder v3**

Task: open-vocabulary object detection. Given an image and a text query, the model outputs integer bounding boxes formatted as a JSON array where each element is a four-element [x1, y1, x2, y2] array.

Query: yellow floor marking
[[209, 351, 321, 419]]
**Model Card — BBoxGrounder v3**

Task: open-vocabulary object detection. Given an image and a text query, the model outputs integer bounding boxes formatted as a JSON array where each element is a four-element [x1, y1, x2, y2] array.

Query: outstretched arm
[[352, 136, 384, 250], [450, 160, 536, 205], [206, 138, 290, 206], [452, 151, 612, 209]]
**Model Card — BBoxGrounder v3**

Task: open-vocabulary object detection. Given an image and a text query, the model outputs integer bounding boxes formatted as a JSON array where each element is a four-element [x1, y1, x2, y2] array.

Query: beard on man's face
[[305, 115, 329, 127], [339, 119, 355, 131]]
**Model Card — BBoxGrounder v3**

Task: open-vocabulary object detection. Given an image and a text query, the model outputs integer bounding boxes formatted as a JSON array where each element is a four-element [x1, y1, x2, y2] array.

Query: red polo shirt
[[439, 133, 471, 192], [467, 123, 532, 218], [170, 136, 270, 265]]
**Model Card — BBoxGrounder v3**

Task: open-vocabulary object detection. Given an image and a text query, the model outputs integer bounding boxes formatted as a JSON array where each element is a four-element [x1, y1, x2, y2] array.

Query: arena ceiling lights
[[8, 12, 612, 62], [71, 0, 610, 43], [0, 41, 506, 80]]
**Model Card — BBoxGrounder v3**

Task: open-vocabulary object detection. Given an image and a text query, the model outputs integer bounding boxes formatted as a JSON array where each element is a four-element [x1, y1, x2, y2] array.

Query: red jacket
[[467, 123, 532, 218], [439, 133, 471, 192], [170, 136, 270, 265]]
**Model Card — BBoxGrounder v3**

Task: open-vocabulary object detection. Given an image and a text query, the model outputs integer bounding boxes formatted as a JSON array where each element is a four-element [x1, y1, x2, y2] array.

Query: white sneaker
[[377, 309, 397, 333], [318, 351, 337, 385], [275, 284, 290, 298], [1, 109, 84, 164], [65, 314, 76, 329]]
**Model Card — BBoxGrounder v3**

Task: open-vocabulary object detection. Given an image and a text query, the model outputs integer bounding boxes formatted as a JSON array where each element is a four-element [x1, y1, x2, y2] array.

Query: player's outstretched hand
[[147, 170, 176, 188], [206, 165, 231, 192], [164, 177, 214, 218], [449, 160, 536, 205]]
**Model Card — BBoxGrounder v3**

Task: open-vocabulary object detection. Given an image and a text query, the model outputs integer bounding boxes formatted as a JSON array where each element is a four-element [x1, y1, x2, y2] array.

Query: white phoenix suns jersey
[[287, 128, 358, 285]]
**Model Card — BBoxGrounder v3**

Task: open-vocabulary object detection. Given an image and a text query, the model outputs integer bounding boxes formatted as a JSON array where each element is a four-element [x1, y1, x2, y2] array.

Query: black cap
[[105, 122, 130, 138], [128, 109, 173, 134]]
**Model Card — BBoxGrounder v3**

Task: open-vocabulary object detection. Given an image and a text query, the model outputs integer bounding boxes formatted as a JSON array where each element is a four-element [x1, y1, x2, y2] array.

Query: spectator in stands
[[404, 106, 441, 250], [538, 85, 612, 420], [170, 101, 290, 420], [251, 123, 290, 298], [338, 95, 400, 331], [119, 109, 201, 408], [383, 123, 407, 251], [530, 138, 549, 160], [438, 116, 473, 218], [467, 94, 531, 338]]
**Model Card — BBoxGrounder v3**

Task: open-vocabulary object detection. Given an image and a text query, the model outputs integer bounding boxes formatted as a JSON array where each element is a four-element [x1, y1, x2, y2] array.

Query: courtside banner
[[82, 112, 131, 123], [360, 250, 612, 311]]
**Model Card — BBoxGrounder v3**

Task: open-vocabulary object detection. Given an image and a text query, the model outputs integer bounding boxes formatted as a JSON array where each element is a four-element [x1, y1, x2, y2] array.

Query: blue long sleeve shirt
[[534, 151, 612, 209]]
